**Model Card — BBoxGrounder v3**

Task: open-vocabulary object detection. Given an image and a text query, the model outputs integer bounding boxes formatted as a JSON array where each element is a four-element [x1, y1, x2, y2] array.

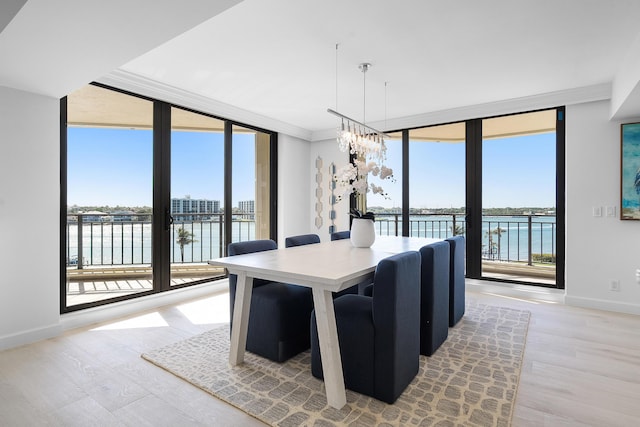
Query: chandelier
[[327, 62, 389, 163], [328, 48, 394, 201]]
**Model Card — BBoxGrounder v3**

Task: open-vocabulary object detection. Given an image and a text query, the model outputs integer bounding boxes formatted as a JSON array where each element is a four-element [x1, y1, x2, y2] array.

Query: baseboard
[[0, 323, 63, 352], [564, 295, 640, 316]]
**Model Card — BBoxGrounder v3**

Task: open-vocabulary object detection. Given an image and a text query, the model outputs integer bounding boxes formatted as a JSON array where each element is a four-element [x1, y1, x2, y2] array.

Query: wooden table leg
[[229, 272, 253, 366], [312, 288, 347, 409]]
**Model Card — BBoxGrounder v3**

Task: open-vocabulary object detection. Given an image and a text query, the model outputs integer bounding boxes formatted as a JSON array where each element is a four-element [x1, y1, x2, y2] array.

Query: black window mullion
[[60, 97, 68, 313], [465, 119, 482, 278], [555, 107, 566, 289], [223, 121, 233, 255], [153, 102, 171, 291], [402, 130, 410, 236]]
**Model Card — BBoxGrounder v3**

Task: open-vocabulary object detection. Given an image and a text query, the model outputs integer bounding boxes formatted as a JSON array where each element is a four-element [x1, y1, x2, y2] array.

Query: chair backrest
[[445, 236, 465, 326], [227, 240, 278, 315], [284, 233, 320, 248], [418, 241, 450, 355], [228, 239, 277, 256], [371, 251, 421, 402], [330, 230, 350, 241]]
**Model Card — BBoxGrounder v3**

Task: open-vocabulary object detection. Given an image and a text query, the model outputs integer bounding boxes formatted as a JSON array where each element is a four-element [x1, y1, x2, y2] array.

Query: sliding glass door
[[480, 110, 558, 285], [65, 85, 154, 307], [62, 84, 277, 312], [170, 108, 227, 287], [231, 125, 272, 242], [408, 123, 466, 239]]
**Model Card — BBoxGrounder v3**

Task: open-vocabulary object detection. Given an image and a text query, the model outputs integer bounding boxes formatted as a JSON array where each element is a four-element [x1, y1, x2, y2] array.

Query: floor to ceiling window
[[408, 122, 466, 238], [170, 107, 227, 287], [61, 84, 277, 312], [360, 108, 564, 288], [64, 85, 154, 307], [231, 124, 272, 242], [480, 110, 558, 285]]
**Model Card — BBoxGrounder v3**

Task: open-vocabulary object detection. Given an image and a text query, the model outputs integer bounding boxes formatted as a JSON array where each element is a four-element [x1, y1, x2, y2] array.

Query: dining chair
[[284, 233, 320, 247], [228, 239, 313, 362], [330, 230, 350, 241], [418, 241, 450, 356], [445, 236, 465, 326], [310, 251, 421, 404]]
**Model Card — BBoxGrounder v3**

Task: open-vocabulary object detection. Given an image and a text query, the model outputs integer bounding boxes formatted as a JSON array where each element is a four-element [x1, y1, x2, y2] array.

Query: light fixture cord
[[384, 81, 388, 131], [362, 65, 366, 126], [335, 43, 339, 111]]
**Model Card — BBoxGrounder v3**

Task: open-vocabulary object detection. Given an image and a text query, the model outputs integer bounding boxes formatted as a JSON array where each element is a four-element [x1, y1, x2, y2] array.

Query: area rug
[[142, 303, 530, 426]]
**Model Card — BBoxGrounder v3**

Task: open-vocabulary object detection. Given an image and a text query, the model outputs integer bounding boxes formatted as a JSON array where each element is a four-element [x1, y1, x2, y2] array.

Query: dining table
[[208, 235, 440, 409]]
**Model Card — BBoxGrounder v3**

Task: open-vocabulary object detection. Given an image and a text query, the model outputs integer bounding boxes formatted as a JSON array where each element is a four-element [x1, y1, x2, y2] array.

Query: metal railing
[[375, 213, 556, 265], [66, 212, 556, 268], [66, 212, 256, 268]]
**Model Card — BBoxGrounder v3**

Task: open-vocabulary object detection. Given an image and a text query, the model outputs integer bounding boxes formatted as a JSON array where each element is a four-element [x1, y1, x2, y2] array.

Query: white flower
[[333, 158, 394, 200], [380, 165, 393, 180]]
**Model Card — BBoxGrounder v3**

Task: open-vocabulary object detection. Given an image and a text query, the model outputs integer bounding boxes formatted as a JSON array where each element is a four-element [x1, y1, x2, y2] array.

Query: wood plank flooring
[[1, 283, 639, 426]]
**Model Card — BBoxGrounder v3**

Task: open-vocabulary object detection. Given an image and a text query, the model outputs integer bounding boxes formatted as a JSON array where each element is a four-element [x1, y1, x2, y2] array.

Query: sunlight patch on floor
[[91, 311, 169, 330], [177, 292, 230, 325]]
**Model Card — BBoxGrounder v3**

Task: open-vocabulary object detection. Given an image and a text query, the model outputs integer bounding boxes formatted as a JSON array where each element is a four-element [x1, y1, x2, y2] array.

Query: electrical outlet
[[606, 206, 616, 217], [609, 280, 620, 291], [635, 269, 640, 284]]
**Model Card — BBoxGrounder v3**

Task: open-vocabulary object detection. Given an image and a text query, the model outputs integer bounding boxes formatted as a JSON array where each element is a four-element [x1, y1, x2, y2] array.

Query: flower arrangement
[[333, 133, 394, 201]]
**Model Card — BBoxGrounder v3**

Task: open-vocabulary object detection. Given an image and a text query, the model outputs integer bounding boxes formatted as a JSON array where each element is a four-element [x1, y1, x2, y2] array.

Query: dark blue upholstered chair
[[445, 236, 465, 326], [284, 233, 320, 247], [228, 239, 313, 363], [418, 241, 450, 356], [285, 233, 358, 296], [310, 251, 421, 404], [330, 230, 350, 241]]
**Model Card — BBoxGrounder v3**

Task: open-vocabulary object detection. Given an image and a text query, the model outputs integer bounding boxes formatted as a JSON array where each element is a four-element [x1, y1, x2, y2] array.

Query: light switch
[[606, 206, 616, 217], [592, 206, 602, 217]]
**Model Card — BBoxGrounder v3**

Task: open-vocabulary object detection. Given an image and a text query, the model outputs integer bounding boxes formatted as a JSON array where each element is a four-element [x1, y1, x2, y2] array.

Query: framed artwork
[[621, 122, 640, 220]]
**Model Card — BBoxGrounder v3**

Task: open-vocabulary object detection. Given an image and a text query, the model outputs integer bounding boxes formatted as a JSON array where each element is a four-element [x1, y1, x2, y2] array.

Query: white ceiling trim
[[99, 69, 611, 143], [311, 83, 612, 142], [98, 69, 313, 140]]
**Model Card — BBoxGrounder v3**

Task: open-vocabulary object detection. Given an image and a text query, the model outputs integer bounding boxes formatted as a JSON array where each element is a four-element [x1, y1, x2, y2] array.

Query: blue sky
[[367, 132, 556, 209], [67, 127, 256, 207], [68, 127, 556, 209]]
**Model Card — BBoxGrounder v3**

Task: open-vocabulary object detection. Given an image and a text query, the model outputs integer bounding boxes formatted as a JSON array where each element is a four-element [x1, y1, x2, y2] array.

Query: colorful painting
[[621, 122, 640, 220]]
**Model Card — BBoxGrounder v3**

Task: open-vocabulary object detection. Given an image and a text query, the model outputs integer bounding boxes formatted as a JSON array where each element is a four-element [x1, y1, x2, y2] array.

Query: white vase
[[350, 218, 376, 248]]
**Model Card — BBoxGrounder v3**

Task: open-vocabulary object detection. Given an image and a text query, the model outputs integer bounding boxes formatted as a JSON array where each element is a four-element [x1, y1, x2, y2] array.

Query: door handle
[[165, 209, 174, 231]]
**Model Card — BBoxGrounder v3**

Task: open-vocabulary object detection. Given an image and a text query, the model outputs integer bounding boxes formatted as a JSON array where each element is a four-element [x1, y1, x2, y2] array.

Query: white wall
[[565, 100, 640, 314], [276, 134, 312, 245], [0, 86, 61, 343]]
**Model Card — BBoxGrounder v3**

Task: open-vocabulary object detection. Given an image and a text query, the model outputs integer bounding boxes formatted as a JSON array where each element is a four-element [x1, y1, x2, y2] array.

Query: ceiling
[[3, 0, 640, 138]]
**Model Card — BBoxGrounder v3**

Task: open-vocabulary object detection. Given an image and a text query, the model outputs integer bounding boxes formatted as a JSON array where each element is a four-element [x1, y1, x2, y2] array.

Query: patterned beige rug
[[142, 303, 530, 426]]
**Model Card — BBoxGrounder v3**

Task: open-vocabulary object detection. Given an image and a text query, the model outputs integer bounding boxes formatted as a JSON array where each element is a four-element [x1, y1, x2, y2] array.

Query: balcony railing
[[66, 212, 556, 269], [66, 212, 255, 268], [375, 213, 556, 265]]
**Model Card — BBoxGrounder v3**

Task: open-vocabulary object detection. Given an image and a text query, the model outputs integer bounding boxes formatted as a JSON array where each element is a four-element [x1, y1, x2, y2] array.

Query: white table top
[[208, 235, 441, 292]]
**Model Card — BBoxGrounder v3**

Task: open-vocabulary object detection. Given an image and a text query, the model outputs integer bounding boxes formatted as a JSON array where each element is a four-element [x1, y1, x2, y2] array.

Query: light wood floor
[[1, 284, 639, 426]]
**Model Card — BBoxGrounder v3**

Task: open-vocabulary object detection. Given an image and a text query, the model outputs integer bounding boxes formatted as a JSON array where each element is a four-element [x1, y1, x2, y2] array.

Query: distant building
[[171, 195, 220, 221], [112, 210, 136, 221], [238, 200, 255, 214], [79, 210, 107, 222]]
